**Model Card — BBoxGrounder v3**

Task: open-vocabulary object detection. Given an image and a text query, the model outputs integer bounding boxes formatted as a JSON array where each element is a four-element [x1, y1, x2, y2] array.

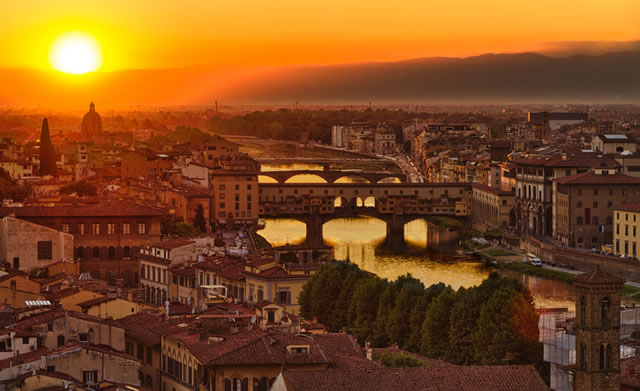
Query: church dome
[[81, 102, 102, 134]]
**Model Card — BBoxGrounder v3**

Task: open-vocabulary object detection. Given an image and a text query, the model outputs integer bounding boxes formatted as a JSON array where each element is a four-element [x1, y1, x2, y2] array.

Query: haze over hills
[[1, 50, 639, 109]]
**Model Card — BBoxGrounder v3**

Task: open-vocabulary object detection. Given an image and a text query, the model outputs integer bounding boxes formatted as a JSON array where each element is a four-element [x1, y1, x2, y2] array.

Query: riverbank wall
[[521, 236, 640, 282]]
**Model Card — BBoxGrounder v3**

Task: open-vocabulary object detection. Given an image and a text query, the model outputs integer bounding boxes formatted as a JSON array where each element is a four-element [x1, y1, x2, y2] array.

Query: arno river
[[258, 164, 577, 310]]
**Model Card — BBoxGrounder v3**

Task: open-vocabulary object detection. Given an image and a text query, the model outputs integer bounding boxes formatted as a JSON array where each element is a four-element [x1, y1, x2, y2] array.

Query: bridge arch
[[284, 174, 328, 183], [258, 174, 279, 183], [334, 196, 349, 208], [363, 196, 376, 208], [349, 197, 364, 208], [377, 176, 402, 183], [334, 175, 371, 184]]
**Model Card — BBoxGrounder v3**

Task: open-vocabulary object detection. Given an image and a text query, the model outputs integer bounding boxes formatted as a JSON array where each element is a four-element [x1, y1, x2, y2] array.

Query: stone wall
[[522, 236, 640, 282]]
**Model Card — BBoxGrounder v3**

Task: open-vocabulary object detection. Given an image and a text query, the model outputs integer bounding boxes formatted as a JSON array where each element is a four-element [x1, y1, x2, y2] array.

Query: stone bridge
[[259, 170, 406, 184], [258, 182, 471, 250]]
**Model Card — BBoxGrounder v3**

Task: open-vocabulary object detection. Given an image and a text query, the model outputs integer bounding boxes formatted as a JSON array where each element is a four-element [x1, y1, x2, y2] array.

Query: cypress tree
[[39, 118, 57, 176], [193, 203, 207, 232]]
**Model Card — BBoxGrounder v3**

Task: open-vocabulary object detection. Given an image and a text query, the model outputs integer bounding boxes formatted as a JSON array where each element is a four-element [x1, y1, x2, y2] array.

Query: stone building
[[210, 156, 259, 227], [553, 173, 640, 248], [0, 200, 167, 286], [120, 151, 173, 179], [613, 202, 640, 258], [0, 216, 73, 272], [471, 183, 515, 231], [514, 154, 620, 236], [573, 269, 624, 391], [202, 136, 240, 167], [592, 134, 637, 154]]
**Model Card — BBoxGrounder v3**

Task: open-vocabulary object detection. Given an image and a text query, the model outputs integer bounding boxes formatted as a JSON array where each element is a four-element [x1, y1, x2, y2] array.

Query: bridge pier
[[305, 213, 325, 247], [384, 214, 406, 251]]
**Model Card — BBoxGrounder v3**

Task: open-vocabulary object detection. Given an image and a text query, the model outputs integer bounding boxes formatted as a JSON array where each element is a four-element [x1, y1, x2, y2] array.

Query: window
[[593, 201, 598, 208], [577, 201, 583, 208], [37, 241, 53, 260], [219, 184, 225, 190], [601, 297, 611, 327], [22, 336, 29, 344], [146, 347, 152, 364], [62, 223, 70, 233], [138, 223, 146, 234], [92, 223, 100, 234], [277, 290, 291, 305], [107, 223, 115, 234], [78, 224, 85, 235], [83, 370, 98, 384], [580, 343, 587, 369], [580, 296, 586, 326], [123, 223, 131, 234], [577, 217, 584, 225], [137, 343, 144, 360], [57, 335, 65, 347], [79, 333, 89, 342], [13, 257, 19, 268]]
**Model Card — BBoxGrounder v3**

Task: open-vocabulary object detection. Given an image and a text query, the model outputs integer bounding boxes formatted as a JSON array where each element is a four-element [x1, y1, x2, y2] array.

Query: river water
[[259, 163, 578, 309]]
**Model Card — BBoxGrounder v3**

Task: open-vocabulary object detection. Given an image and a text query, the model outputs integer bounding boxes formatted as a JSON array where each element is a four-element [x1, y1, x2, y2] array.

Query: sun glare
[[49, 32, 102, 74]]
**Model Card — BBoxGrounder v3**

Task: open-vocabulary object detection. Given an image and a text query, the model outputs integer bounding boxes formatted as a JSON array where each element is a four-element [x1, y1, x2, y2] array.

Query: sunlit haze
[[1, 0, 638, 71]]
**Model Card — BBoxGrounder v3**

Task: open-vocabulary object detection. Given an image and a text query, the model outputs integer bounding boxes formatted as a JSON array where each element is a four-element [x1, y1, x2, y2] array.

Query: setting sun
[[49, 32, 102, 74]]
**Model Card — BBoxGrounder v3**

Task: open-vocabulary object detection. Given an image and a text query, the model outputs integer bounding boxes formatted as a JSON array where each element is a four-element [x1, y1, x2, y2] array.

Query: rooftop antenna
[[215, 100, 218, 112]]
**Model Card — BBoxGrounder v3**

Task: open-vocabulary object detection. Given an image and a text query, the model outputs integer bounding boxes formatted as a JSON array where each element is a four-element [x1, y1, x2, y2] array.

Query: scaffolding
[[539, 307, 640, 391]]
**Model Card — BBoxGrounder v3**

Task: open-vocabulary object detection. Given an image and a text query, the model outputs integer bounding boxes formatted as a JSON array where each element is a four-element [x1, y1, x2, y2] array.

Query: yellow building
[[242, 261, 316, 315], [117, 313, 165, 391], [210, 156, 259, 227], [203, 136, 240, 166], [614, 202, 640, 258], [471, 183, 515, 231], [78, 296, 142, 320]]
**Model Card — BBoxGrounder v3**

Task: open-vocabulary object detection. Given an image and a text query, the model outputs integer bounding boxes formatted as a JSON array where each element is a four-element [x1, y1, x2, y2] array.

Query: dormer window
[[287, 345, 309, 354]]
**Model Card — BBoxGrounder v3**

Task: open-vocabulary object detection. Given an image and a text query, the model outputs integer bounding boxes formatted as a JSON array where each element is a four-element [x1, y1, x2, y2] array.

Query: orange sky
[[1, 0, 639, 71]]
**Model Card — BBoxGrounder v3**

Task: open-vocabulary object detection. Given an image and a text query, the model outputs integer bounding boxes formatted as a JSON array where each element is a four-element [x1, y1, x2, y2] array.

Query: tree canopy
[[299, 262, 544, 374]]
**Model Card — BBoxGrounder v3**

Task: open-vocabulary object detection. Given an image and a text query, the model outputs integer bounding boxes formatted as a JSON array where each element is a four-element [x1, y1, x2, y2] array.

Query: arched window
[[601, 297, 611, 327], [57, 335, 65, 347], [580, 296, 586, 326], [146, 375, 152, 387], [593, 201, 598, 208], [108, 246, 115, 260], [123, 246, 131, 259], [599, 344, 611, 369], [92, 246, 100, 260], [577, 237, 584, 244], [254, 377, 270, 391]]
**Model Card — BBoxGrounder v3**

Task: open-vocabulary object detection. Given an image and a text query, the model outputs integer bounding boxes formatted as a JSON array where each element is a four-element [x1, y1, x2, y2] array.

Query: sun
[[49, 32, 102, 74]]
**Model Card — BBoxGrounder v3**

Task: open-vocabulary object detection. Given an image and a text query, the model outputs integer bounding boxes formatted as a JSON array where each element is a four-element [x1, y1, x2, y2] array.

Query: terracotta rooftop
[[153, 238, 195, 250], [514, 155, 620, 168], [471, 182, 515, 196], [574, 269, 625, 285], [46, 342, 141, 363], [278, 365, 548, 391], [554, 172, 640, 185], [77, 296, 116, 308], [0, 347, 49, 370], [0, 200, 168, 218], [114, 313, 164, 346], [617, 202, 640, 213]]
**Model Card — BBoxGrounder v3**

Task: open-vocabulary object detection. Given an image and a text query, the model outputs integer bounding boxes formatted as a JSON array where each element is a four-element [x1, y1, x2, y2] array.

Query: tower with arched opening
[[573, 268, 624, 391]]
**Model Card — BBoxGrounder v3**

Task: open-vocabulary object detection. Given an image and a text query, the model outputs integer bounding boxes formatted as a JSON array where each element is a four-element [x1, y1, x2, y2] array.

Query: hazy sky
[[2, 0, 639, 71]]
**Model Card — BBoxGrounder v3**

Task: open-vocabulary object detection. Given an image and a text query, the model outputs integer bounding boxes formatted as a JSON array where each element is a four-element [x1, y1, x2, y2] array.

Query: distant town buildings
[[332, 122, 396, 155]]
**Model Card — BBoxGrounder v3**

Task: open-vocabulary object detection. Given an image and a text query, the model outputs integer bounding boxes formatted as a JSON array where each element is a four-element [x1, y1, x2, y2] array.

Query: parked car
[[523, 253, 542, 267]]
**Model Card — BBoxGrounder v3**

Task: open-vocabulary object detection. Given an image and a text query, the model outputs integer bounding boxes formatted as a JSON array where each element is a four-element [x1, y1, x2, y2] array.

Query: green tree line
[[299, 262, 544, 372]]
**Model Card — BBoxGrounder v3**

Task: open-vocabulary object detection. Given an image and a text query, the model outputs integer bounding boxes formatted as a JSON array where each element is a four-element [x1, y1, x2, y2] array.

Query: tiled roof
[[573, 269, 625, 284], [242, 267, 292, 280], [217, 264, 246, 282], [553, 172, 640, 185], [114, 313, 164, 345], [617, 202, 640, 213], [0, 200, 168, 218], [0, 347, 49, 370], [471, 182, 515, 196], [279, 365, 549, 391], [46, 342, 142, 363], [77, 296, 116, 308], [514, 155, 620, 168], [153, 239, 195, 250], [371, 347, 453, 368]]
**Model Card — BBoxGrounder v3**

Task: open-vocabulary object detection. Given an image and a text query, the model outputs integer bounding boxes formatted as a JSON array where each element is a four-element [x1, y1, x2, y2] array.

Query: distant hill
[[223, 51, 640, 104], [0, 51, 639, 108]]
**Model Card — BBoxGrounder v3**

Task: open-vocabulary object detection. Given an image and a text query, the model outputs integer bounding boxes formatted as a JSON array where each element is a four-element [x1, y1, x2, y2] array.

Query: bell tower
[[573, 268, 624, 391]]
